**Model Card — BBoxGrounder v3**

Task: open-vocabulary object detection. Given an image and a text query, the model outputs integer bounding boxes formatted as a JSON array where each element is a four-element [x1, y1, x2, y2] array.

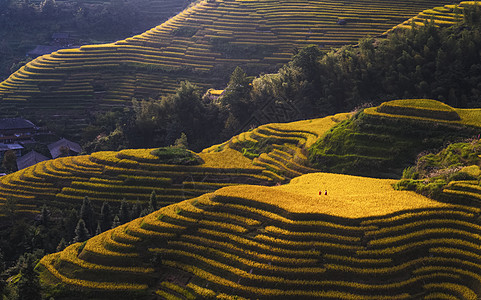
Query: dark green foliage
[[64, 208, 78, 242], [111, 215, 121, 229], [79, 196, 95, 234], [16, 253, 41, 300], [118, 199, 130, 224], [174, 132, 189, 149], [0, 251, 5, 297], [149, 191, 158, 213], [151, 147, 202, 165], [308, 112, 479, 178], [220, 67, 253, 124], [172, 26, 198, 37], [2, 150, 17, 173], [40, 205, 50, 227], [56, 238, 66, 253], [99, 201, 112, 232], [73, 219, 90, 243], [130, 201, 141, 220], [395, 139, 481, 201], [2, 197, 17, 225], [95, 222, 102, 236]]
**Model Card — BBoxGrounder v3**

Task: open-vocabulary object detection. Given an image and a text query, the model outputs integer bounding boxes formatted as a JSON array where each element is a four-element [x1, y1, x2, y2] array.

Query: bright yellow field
[[267, 113, 351, 147], [217, 173, 450, 218], [198, 148, 261, 169]]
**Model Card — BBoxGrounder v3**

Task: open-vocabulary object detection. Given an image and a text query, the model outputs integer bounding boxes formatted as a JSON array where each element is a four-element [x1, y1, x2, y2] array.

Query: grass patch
[[151, 147, 202, 165]]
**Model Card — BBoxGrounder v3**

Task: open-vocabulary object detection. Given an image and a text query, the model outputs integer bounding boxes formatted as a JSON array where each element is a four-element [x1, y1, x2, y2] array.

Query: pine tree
[[40, 204, 50, 226], [65, 208, 78, 241], [118, 199, 130, 224], [111, 215, 121, 229], [80, 196, 95, 233], [99, 201, 112, 232], [16, 254, 41, 300], [149, 191, 158, 213], [73, 219, 90, 243], [56, 238, 66, 252], [0, 251, 5, 296], [95, 222, 102, 236], [130, 200, 141, 220]]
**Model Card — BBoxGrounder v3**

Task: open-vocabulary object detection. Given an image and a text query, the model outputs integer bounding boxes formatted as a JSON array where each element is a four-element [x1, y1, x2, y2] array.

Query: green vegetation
[[308, 101, 481, 178], [376, 99, 460, 120], [151, 147, 202, 165], [396, 138, 481, 203]]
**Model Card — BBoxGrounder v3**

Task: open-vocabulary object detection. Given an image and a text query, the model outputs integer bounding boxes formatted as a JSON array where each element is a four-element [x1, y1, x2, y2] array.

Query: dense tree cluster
[[0, 191, 160, 298]]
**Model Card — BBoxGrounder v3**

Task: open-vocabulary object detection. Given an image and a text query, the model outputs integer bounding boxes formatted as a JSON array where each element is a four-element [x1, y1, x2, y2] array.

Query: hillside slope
[[0, 0, 447, 136], [39, 172, 481, 299], [0, 114, 345, 216], [309, 99, 481, 178]]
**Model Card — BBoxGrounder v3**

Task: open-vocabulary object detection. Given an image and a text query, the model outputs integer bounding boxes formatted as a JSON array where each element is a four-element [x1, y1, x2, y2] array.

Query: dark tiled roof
[[17, 150, 49, 170], [0, 118, 36, 130], [0, 143, 24, 152], [48, 138, 82, 159]]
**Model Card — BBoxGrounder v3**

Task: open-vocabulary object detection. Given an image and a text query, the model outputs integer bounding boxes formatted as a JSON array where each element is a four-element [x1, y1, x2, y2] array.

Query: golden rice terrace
[[0, 114, 344, 215], [39, 173, 481, 299], [0, 0, 448, 134]]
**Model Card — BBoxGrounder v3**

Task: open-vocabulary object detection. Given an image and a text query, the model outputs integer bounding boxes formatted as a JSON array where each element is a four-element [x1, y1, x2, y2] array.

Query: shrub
[[151, 147, 202, 165]]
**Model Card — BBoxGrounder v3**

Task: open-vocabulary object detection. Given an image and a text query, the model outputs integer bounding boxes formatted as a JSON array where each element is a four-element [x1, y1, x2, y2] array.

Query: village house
[[0, 118, 39, 144], [48, 138, 82, 159], [16, 150, 49, 170]]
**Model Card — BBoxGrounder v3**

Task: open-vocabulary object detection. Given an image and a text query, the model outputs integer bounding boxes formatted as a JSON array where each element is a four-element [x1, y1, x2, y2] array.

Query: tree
[[16, 253, 41, 300], [2, 150, 17, 173], [95, 222, 102, 236], [174, 132, 188, 149], [59, 145, 70, 157], [56, 238, 66, 252], [130, 200, 141, 220], [0, 251, 5, 297], [2, 197, 17, 224], [65, 208, 78, 241], [291, 45, 323, 80], [220, 67, 252, 122], [118, 199, 130, 224], [39, 0, 58, 17], [111, 215, 121, 229], [40, 204, 50, 226], [73, 219, 90, 243], [80, 196, 95, 233], [148, 191, 158, 213], [99, 201, 112, 232]]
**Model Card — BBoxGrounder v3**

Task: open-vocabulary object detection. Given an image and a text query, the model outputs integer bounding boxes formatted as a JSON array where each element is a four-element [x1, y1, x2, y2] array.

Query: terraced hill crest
[[0, 0, 448, 136], [0, 113, 346, 216], [309, 99, 481, 178], [39, 172, 481, 299]]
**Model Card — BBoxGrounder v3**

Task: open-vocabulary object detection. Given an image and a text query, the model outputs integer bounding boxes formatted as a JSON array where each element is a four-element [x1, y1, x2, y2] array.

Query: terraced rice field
[[365, 99, 481, 127], [0, 114, 346, 215], [39, 172, 481, 299], [0, 0, 447, 134], [388, 1, 479, 32], [203, 113, 351, 181]]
